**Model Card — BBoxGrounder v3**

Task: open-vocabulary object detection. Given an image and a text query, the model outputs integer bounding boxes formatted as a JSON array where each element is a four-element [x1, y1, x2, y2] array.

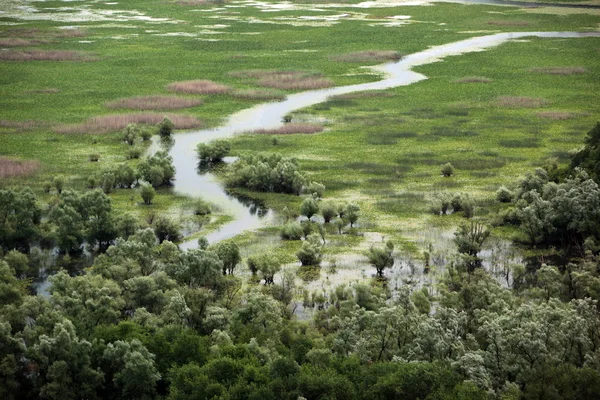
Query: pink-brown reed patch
[[330, 50, 403, 63], [55, 113, 203, 134], [0, 157, 40, 179], [530, 67, 586, 75], [230, 70, 333, 90], [166, 80, 231, 95], [536, 111, 575, 120], [0, 38, 50, 47], [254, 123, 324, 135], [487, 20, 531, 26], [497, 96, 548, 108], [454, 76, 492, 83], [105, 96, 202, 110], [0, 50, 97, 62], [0, 120, 46, 132], [231, 89, 286, 101]]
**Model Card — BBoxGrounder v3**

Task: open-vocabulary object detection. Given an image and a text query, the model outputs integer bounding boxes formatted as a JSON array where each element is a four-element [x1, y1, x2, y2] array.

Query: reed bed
[[166, 80, 231, 94], [0, 157, 40, 179], [55, 113, 202, 134], [330, 50, 402, 63], [105, 96, 202, 110]]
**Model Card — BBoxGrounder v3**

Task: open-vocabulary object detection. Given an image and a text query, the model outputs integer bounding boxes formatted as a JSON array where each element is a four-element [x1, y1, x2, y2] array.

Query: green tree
[[140, 184, 155, 205], [441, 163, 454, 177], [158, 116, 174, 138], [0, 187, 41, 252], [102, 339, 160, 400], [454, 221, 491, 272], [297, 234, 323, 266], [300, 197, 319, 221], [344, 202, 360, 228], [197, 139, 231, 164], [367, 240, 394, 277], [123, 123, 139, 145], [215, 241, 241, 275]]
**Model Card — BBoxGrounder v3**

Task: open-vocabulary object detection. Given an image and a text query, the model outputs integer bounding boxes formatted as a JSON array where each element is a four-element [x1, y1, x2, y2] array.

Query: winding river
[[154, 31, 598, 249]]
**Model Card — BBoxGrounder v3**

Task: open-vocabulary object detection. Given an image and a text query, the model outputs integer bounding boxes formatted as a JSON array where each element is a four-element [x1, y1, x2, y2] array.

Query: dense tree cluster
[[225, 153, 321, 195]]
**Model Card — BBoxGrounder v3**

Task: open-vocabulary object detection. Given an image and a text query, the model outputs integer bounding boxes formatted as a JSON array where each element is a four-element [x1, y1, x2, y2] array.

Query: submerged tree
[[367, 240, 394, 278], [454, 221, 491, 272]]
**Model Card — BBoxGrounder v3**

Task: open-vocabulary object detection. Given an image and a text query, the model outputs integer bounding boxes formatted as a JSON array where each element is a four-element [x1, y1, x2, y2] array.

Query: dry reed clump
[[231, 89, 286, 101], [487, 20, 530, 26], [330, 50, 403, 63], [254, 123, 324, 135], [530, 67, 586, 75], [497, 96, 548, 108], [0, 120, 46, 132], [166, 80, 231, 95], [0, 157, 40, 179], [105, 96, 202, 110], [55, 113, 203, 134], [0, 50, 97, 62], [0, 38, 50, 47], [537, 111, 575, 120], [229, 70, 334, 90], [454, 76, 492, 83], [331, 91, 394, 100], [3, 27, 85, 38]]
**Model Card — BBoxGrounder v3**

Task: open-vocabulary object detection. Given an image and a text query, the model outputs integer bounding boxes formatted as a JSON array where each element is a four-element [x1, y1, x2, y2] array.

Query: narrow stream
[[154, 31, 598, 249]]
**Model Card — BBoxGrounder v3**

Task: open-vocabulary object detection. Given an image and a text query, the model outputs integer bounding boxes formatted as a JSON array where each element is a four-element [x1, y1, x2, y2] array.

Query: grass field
[[1, 0, 599, 286]]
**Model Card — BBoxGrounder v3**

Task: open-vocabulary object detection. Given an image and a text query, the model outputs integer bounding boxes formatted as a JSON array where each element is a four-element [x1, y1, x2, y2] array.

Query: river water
[[153, 31, 599, 249]]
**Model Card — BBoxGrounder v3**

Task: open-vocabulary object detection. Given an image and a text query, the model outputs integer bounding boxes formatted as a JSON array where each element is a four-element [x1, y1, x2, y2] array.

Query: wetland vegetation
[[1, 0, 600, 398]]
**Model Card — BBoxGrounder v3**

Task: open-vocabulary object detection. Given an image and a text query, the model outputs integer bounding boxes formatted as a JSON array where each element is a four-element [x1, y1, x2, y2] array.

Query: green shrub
[[280, 222, 303, 240], [496, 186, 514, 203], [441, 162, 454, 177], [140, 183, 155, 205]]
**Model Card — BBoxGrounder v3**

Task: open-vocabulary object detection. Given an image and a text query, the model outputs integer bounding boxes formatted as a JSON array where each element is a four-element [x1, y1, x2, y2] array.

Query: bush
[[496, 186, 514, 203], [226, 153, 307, 195], [137, 151, 175, 187], [139, 128, 153, 141], [53, 176, 65, 194], [127, 147, 143, 160], [321, 201, 337, 223], [197, 139, 231, 164], [296, 234, 323, 266], [157, 116, 174, 138], [123, 123, 139, 145], [140, 184, 155, 205], [305, 181, 325, 198], [194, 199, 212, 215], [300, 197, 319, 220], [280, 222, 303, 240], [88, 153, 100, 162], [153, 217, 182, 243], [441, 163, 454, 177]]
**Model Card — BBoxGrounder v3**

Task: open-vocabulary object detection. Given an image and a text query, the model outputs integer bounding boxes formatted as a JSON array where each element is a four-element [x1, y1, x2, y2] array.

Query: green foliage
[[296, 234, 323, 266], [321, 201, 337, 223], [158, 117, 174, 138], [367, 240, 395, 277], [153, 217, 182, 243], [137, 151, 175, 187], [280, 222, 304, 240], [496, 186, 514, 203], [300, 197, 319, 220], [570, 122, 600, 182], [215, 241, 241, 275], [140, 184, 155, 205], [226, 153, 307, 195], [0, 188, 41, 252], [247, 253, 281, 284], [454, 221, 491, 272], [123, 124, 140, 145], [197, 139, 231, 164], [441, 162, 455, 177]]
